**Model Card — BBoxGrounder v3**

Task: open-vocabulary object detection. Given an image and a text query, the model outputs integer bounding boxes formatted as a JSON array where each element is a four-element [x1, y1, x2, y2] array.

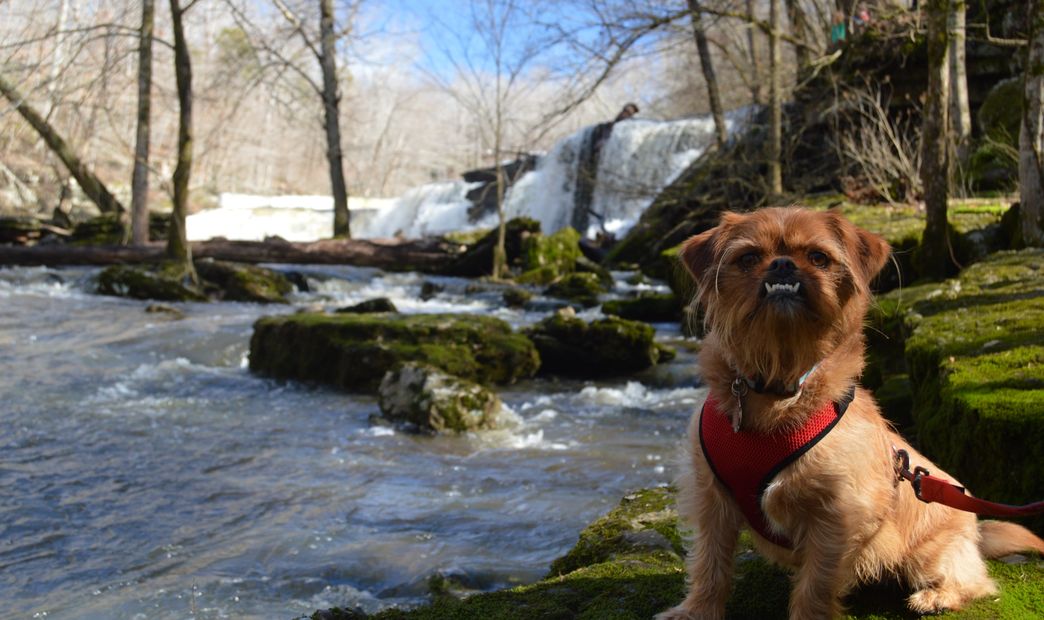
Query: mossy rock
[[525, 312, 664, 377], [0, 216, 42, 244], [502, 287, 533, 308], [96, 262, 207, 302], [376, 362, 504, 433], [544, 272, 608, 307], [874, 249, 1044, 530], [194, 259, 293, 303], [575, 255, 614, 288], [70, 212, 169, 245], [336, 297, 398, 314], [249, 313, 540, 392], [601, 293, 681, 323], [977, 77, 1021, 146], [444, 217, 541, 277], [520, 227, 581, 280], [315, 487, 1044, 620]]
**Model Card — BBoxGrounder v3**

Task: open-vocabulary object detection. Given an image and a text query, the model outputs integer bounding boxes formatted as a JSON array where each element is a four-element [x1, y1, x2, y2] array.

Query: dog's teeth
[[793, 282, 800, 292]]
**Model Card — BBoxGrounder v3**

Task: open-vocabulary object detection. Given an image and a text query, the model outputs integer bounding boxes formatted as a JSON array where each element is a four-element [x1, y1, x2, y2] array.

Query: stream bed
[[0, 265, 703, 620]]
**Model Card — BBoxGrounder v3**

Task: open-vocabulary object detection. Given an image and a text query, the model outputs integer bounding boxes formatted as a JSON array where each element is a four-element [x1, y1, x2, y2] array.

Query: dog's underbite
[[657, 207, 1044, 620]]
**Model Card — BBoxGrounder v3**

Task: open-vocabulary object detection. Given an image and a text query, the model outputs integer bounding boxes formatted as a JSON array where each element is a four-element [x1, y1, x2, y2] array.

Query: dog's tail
[[978, 521, 1044, 558]]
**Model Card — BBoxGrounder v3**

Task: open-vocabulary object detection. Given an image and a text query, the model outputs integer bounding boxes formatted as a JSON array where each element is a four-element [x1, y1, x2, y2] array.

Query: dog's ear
[[853, 226, 891, 284], [679, 227, 719, 284]]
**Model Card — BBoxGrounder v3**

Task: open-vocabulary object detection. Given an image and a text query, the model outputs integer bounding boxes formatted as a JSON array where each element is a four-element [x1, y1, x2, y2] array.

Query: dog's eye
[[738, 252, 760, 269], [808, 251, 829, 267]]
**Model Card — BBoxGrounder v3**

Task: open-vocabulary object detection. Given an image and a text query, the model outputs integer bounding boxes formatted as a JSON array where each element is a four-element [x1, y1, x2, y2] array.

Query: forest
[[0, 0, 1042, 618]]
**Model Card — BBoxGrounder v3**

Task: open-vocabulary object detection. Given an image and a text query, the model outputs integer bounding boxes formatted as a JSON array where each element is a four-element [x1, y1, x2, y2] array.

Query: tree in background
[[948, 0, 971, 172], [919, 0, 952, 279], [1021, 0, 1044, 246], [130, 0, 155, 246], [168, 0, 197, 282], [686, 0, 727, 148], [767, 0, 782, 195]]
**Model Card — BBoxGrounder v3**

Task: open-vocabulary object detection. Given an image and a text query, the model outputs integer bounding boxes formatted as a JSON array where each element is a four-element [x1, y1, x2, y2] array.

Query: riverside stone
[[601, 293, 681, 323], [335, 297, 398, 314], [97, 259, 293, 304], [376, 363, 503, 433], [525, 311, 666, 377], [543, 272, 607, 307], [249, 312, 540, 392]]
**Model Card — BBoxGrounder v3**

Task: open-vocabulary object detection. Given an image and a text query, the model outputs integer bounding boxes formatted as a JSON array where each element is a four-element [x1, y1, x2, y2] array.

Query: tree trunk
[[768, 0, 783, 195], [0, 75, 126, 216], [168, 0, 196, 282], [919, 0, 952, 279], [320, 0, 350, 238], [784, 0, 811, 68], [948, 0, 971, 170], [1020, 0, 1044, 247], [746, 0, 762, 105], [130, 0, 154, 246], [687, 0, 727, 148]]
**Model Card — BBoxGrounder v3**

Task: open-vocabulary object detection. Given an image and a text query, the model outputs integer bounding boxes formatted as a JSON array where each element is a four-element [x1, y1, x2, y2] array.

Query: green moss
[[249, 313, 540, 392], [96, 262, 207, 302], [376, 362, 503, 433], [544, 272, 608, 307], [194, 259, 293, 303], [977, 78, 1022, 146], [70, 212, 169, 245], [502, 287, 533, 308], [601, 294, 681, 323], [520, 227, 581, 280], [525, 313, 661, 377]]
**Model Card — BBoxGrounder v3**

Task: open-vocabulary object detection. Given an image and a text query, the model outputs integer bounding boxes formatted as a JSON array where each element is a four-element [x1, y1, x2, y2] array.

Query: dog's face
[[680, 207, 890, 383]]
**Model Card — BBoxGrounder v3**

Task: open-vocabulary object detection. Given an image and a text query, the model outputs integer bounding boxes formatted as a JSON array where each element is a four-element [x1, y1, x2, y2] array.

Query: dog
[[657, 207, 1044, 619]]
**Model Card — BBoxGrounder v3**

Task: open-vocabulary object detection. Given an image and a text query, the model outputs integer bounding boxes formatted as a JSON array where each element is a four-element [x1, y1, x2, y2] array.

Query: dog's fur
[[657, 208, 1044, 619]]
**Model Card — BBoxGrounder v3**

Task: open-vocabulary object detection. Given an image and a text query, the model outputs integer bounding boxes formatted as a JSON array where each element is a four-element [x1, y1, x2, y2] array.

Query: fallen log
[[0, 236, 469, 272]]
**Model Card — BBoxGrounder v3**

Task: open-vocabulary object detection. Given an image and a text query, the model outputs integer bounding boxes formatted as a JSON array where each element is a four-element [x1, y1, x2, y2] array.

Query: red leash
[[893, 448, 1044, 518]]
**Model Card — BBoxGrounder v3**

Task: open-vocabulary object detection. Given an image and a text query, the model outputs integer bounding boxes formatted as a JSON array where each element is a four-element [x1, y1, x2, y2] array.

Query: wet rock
[[376, 362, 504, 433], [144, 303, 185, 319], [420, 281, 444, 300], [502, 287, 533, 308], [601, 293, 681, 323], [543, 272, 608, 307], [194, 259, 293, 303], [444, 217, 541, 277], [283, 270, 311, 292], [249, 312, 540, 392], [525, 311, 667, 377], [516, 227, 581, 285], [96, 262, 207, 302], [336, 297, 398, 314]]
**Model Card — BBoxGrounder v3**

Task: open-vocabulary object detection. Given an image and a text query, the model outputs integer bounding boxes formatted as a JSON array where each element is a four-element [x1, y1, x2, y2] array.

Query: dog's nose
[[768, 257, 797, 273]]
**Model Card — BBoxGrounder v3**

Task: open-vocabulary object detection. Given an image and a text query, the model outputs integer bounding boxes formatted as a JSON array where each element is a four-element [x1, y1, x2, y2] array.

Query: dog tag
[[730, 377, 747, 432]]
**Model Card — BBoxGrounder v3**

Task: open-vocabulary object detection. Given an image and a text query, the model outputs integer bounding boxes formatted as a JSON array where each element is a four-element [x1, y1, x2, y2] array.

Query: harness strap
[[893, 448, 1044, 518]]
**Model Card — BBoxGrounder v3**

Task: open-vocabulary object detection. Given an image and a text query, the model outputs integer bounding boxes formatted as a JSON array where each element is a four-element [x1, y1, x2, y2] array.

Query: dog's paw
[[907, 587, 962, 615]]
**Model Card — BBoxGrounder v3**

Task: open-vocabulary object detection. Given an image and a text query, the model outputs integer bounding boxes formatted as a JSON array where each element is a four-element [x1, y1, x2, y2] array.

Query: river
[[0, 264, 703, 619]]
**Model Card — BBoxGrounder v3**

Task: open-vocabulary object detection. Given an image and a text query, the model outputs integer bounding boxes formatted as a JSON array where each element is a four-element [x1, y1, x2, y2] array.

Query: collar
[[736, 363, 819, 397]]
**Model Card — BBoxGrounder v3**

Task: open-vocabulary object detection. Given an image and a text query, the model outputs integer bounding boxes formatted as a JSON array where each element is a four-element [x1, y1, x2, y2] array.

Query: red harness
[[698, 388, 853, 548]]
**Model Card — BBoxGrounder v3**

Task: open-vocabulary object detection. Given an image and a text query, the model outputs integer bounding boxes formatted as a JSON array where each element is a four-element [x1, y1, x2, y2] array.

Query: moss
[[70, 212, 169, 245], [601, 294, 681, 323], [376, 362, 503, 433], [874, 250, 1044, 529], [336, 297, 398, 313], [525, 313, 661, 377], [249, 313, 540, 392], [544, 272, 608, 307], [0, 216, 42, 243], [194, 259, 293, 303], [521, 227, 581, 280], [502, 287, 533, 308], [977, 78, 1022, 146], [320, 487, 1044, 620], [96, 262, 207, 302]]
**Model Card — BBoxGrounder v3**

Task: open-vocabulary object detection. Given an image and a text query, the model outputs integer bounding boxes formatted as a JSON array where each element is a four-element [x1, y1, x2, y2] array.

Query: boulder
[[502, 287, 533, 308], [376, 363, 504, 433], [516, 227, 581, 285], [443, 217, 541, 277], [249, 312, 540, 392], [525, 310, 667, 377], [336, 297, 398, 314], [543, 272, 608, 307], [96, 262, 207, 302], [194, 259, 293, 303], [420, 281, 444, 300], [601, 293, 681, 323]]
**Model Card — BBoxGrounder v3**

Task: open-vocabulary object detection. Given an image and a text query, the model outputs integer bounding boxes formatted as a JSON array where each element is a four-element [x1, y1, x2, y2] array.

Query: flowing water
[[0, 265, 705, 620]]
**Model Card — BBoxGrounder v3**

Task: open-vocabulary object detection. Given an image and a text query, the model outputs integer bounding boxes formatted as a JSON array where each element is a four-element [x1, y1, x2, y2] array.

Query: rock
[[543, 272, 607, 307], [249, 312, 540, 392], [336, 297, 398, 314], [376, 363, 504, 433], [194, 259, 293, 303], [420, 281, 444, 300], [525, 312, 665, 377], [70, 212, 169, 245], [516, 227, 582, 285], [601, 293, 681, 323], [0, 216, 42, 245], [502, 287, 533, 308], [284, 271, 311, 292], [144, 303, 185, 319], [96, 262, 207, 302], [576, 255, 614, 287], [444, 217, 541, 277]]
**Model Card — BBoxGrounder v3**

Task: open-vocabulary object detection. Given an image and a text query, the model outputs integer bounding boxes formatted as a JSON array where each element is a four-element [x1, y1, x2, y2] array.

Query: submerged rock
[[376, 363, 504, 433], [96, 262, 207, 302], [249, 312, 540, 392], [336, 297, 398, 314], [501, 287, 533, 308], [543, 272, 608, 307], [525, 310, 667, 377], [601, 293, 681, 323]]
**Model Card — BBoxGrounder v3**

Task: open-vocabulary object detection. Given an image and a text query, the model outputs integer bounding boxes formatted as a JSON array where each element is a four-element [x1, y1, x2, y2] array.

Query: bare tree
[[767, 0, 782, 194], [1020, 0, 1044, 247], [745, 0, 762, 105], [687, 0, 727, 148], [949, 0, 971, 169], [168, 0, 197, 281], [919, 0, 952, 279], [130, 0, 154, 246]]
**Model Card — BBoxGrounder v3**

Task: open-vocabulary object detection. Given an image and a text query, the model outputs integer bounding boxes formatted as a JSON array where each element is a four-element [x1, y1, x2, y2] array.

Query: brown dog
[[657, 208, 1044, 619]]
